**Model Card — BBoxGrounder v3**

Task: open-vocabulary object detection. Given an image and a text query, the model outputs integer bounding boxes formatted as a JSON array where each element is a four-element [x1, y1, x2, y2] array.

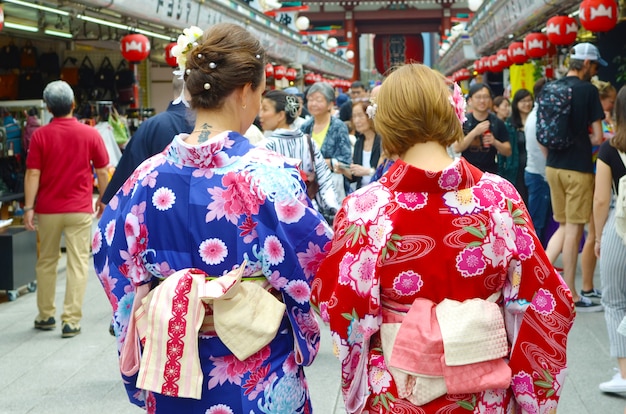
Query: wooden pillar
[[441, 2, 452, 39], [344, 8, 359, 81]]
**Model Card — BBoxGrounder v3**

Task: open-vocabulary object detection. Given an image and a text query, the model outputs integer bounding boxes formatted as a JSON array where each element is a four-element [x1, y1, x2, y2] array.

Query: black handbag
[[78, 56, 96, 90], [115, 60, 135, 89]]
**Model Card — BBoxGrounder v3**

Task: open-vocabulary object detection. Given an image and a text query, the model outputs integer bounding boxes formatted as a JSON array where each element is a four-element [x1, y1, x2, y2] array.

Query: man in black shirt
[[544, 43, 605, 312], [453, 83, 511, 174]]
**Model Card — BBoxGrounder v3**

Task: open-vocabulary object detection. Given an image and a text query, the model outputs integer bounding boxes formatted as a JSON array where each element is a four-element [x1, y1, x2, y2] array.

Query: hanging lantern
[[579, 0, 618, 32], [480, 56, 491, 72], [468, 0, 484, 12], [314, 73, 323, 83], [496, 49, 511, 70], [295, 15, 310, 31], [508, 41, 528, 65], [489, 55, 501, 72], [545, 15, 578, 45], [274, 65, 286, 80], [0, 6, 4, 32], [304, 72, 316, 85], [265, 63, 274, 78], [374, 34, 424, 74], [345, 49, 355, 60], [285, 67, 297, 81], [120, 33, 151, 63], [164, 42, 177, 67], [457, 68, 471, 81], [523, 32, 549, 59], [474, 59, 484, 74]]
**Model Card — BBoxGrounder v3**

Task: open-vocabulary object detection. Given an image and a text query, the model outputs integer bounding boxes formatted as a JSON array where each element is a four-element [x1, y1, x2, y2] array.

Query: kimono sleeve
[[503, 197, 575, 412]]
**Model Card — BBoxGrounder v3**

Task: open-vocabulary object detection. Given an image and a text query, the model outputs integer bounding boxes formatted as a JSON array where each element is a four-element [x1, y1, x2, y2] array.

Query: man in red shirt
[[23, 80, 109, 338]]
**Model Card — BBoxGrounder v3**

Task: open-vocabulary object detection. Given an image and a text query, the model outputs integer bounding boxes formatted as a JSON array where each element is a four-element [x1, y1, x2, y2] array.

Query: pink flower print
[[284, 280, 311, 304], [199, 238, 228, 265], [443, 188, 476, 215], [192, 167, 215, 180], [263, 235, 285, 265], [238, 216, 258, 244], [514, 226, 535, 260], [242, 364, 271, 398], [338, 252, 357, 286], [282, 352, 298, 375], [275, 200, 306, 224], [142, 171, 158, 189], [131, 201, 146, 223], [395, 192, 427, 211], [369, 365, 392, 393], [297, 241, 327, 280], [105, 220, 116, 246], [475, 182, 505, 211], [267, 270, 288, 289], [205, 404, 234, 414], [109, 195, 119, 210], [531, 288, 556, 316], [152, 187, 176, 211], [439, 167, 462, 190], [92, 230, 103, 255], [222, 171, 263, 216], [392, 270, 423, 296], [345, 186, 391, 225], [498, 179, 522, 204], [456, 247, 487, 277], [342, 247, 377, 297], [319, 302, 330, 323], [512, 371, 535, 396], [481, 232, 512, 268]]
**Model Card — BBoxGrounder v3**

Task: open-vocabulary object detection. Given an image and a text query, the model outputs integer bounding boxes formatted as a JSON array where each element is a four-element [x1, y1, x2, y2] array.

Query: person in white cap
[[544, 42, 606, 312]]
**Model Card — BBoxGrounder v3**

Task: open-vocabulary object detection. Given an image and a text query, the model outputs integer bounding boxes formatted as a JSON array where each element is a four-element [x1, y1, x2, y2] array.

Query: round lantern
[[489, 55, 501, 72], [265, 63, 274, 78], [457, 68, 471, 81], [274, 65, 286, 80], [468, 0, 484, 12], [285, 67, 297, 81], [345, 49, 355, 60], [327, 37, 338, 49], [304, 72, 316, 85], [314, 73, 323, 83], [579, 0, 618, 32], [545, 15, 578, 45], [164, 42, 177, 67], [295, 16, 310, 31], [496, 49, 511, 70], [508, 41, 528, 65], [480, 56, 491, 72], [374, 34, 424, 75], [474, 59, 484, 74], [523, 32, 549, 59], [120, 33, 151, 63]]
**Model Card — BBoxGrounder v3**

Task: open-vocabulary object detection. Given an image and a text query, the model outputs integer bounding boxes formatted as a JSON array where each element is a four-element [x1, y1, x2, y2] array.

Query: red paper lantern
[[0, 6, 4, 32], [481, 56, 491, 72], [274, 65, 286, 80], [373, 34, 424, 75], [579, 0, 618, 32], [524, 32, 549, 59], [457, 68, 471, 81], [285, 67, 297, 81], [120, 34, 151, 63], [496, 49, 511, 70], [545, 15, 578, 46], [489, 55, 501, 72], [314, 73, 323, 83], [508, 41, 528, 65], [304, 72, 316, 85], [265, 63, 274, 78], [164, 42, 177, 67]]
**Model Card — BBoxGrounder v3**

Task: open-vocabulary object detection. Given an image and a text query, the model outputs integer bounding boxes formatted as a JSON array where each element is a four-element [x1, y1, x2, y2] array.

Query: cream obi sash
[[380, 293, 511, 406]]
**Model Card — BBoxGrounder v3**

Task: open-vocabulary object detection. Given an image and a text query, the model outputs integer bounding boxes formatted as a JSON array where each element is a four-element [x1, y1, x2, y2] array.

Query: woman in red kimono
[[310, 64, 576, 413]]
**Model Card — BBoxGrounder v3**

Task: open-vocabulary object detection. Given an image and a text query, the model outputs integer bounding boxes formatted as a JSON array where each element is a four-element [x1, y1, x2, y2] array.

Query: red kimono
[[311, 158, 575, 413]]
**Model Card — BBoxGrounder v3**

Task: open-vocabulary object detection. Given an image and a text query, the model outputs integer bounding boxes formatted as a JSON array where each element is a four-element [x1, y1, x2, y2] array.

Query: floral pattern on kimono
[[93, 131, 332, 413], [311, 157, 575, 414]]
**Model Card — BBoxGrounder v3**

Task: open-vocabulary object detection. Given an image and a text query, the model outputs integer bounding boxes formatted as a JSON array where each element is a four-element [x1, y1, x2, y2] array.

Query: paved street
[[0, 251, 624, 413]]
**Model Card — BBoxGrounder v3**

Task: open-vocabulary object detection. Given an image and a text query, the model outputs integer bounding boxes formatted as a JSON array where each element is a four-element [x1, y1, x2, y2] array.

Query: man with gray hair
[[23, 80, 110, 338]]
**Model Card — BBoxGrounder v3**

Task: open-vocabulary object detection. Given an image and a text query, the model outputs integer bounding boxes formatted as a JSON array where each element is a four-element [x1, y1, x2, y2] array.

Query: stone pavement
[[0, 252, 624, 413]]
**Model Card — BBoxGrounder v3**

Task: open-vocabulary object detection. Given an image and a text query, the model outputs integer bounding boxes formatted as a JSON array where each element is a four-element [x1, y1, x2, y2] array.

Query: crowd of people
[[22, 21, 626, 413]]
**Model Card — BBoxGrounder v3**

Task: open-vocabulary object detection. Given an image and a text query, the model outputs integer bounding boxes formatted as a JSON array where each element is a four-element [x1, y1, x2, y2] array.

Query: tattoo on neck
[[197, 123, 212, 143]]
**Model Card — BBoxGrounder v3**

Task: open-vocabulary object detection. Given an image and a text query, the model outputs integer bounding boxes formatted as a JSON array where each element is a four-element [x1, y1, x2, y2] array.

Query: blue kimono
[[93, 131, 332, 413]]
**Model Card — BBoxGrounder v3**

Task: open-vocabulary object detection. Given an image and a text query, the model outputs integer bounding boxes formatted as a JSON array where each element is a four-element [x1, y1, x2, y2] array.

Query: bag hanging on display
[[18, 71, 45, 100], [60, 57, 79, 86], [0, 42, 20, 70], [19, 40, 38, 69], [115, 60, 136, 105], [39, 50, 61, 78], [95, 57, 116, 98], [0, 73, 19, 100], [78, 56, 96, 90]]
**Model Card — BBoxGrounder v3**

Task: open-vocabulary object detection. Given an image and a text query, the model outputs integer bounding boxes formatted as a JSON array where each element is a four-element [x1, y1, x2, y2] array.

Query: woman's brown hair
[[611, 85, 626, 152], [183, 23, 266, 110]]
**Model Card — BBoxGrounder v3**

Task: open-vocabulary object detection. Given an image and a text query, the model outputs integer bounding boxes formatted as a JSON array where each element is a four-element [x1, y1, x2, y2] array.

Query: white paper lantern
[[327, 37, 338, 49], [295, 16, 310, 31], [468, 0, 483, 12], [345, 50, 355, 60]]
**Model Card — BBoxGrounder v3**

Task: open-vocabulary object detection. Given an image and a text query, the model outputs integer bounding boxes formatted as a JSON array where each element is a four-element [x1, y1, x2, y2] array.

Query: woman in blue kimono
[[93, 23, 332, 413]]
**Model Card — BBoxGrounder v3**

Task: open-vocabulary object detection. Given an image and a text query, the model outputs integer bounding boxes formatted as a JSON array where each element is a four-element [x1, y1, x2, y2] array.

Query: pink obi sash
[[380, 293, 511, 406], [119, 263, 286, 400]]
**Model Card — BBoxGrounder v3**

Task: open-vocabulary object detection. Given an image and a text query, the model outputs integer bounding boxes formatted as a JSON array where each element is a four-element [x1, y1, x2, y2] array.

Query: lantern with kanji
[[496, 49, 511, 70], [274, 65, 286, 80], [489, 55, 501, 72], [474, 59, 484, 74], [373, 34, 424, 74], [481, 56, 491, 72], [524, 32, 549, 59], [457, 68, 471, 81], [164, 42, 177, 67], [545, 15, 578, 45], [579, 0, 618, 32], [508, 41, 528, 65], [285, 67, 297, 81], [120, 34, 151, 63], [304, 72, 316, 85], [265, 63, 274, 78]]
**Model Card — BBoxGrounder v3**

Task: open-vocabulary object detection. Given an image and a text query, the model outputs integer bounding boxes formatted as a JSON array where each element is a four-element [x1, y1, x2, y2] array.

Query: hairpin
[[209, 62, 217, 69], [204, 83, 211, 90], [185, 69, 191, 75], [197, 53, 203, 59], [256, 54, 261, 59]]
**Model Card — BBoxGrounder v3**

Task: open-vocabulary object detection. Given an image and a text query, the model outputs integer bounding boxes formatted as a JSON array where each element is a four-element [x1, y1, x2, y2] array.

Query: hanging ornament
[[579, 0, 618, 32], [496, 49, 511, 69], [508, 41, 528, 65], [545, 15, 578, 45], [304, 72, 316, 85], [120, 34, 151, 63], [274, 65, 286, 80], [523, 32, 549, 59], [265, 63, 274, 78], [488, 55, 501, 72], [285, 67, 297, 81], [295, 15, 310, 31], [457, 68, 471, 81]]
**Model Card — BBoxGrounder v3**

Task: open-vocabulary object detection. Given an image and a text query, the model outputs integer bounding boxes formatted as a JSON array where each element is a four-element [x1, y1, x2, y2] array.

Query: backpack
[[614, 151, 626, 244], [536, 78, 573, 150]]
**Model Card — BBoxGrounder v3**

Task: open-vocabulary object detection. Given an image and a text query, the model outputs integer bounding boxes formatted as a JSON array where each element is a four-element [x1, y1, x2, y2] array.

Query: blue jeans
[[524, 171, 552, 247]]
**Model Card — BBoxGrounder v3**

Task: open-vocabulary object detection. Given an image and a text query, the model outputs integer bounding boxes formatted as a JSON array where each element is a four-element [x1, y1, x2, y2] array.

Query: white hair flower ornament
[[366, 99, 377, 119], [170, 26, 204, 76], [449, 82, 467, 125]]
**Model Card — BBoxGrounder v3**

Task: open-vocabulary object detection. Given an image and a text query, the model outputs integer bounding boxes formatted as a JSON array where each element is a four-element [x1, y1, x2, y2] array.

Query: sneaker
[[34, 317, 56, 331], [581, 288, 602, 299], [575, 296, 604, 312], [61, 322, 81, 338], [600, 372, 626, 393]]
